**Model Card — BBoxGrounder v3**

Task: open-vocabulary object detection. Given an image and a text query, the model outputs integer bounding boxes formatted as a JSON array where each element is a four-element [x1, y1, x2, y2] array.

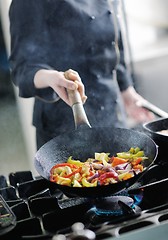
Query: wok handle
[[68, 89, 91, 129], [64, 71, 91, 129], [136, 100, 168, 118]]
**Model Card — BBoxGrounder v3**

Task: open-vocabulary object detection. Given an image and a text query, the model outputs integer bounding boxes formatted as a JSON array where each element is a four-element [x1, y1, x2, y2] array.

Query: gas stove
[[1, 158, 168, 240]]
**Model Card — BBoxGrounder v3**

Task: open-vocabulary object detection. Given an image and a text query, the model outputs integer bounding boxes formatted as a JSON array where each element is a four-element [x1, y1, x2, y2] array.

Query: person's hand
[[34, 68, 87, 106], [121, 86, 155, 125]]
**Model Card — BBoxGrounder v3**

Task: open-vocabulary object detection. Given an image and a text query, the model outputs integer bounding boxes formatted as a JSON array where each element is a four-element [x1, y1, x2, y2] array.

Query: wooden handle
[[64, 70, 91, 129]]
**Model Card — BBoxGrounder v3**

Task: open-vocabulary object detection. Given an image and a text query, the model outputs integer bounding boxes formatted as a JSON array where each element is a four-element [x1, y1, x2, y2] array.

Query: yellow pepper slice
[[67, 157, 84, 167], [56, 175, 71, 186], [73, 180, 82, 187], [118, 172, 134, 181], [81, 177, 97, 187]]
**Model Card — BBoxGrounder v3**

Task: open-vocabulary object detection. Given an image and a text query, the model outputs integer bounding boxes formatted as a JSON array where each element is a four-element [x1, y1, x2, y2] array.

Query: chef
[[9, 0, 154, 149]]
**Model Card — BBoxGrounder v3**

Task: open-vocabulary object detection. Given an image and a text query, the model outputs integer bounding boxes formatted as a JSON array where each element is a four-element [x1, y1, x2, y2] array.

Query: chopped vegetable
[[67, 156, 84, 167], [111, 157, 128, 167], [50, 147, 148, 187], [82, 177, 97, 187]]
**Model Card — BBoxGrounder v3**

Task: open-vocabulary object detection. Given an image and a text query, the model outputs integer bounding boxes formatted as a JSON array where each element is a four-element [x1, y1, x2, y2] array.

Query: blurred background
[[0, 0, 168, 177]]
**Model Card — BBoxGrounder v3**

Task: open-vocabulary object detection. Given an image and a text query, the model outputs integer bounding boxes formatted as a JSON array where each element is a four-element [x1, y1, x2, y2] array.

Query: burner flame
[[133, 192, 144, 206]]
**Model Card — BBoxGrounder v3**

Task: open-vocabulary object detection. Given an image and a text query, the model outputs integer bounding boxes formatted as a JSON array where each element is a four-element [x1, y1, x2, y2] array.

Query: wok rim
[[143, 117, 168, 139]]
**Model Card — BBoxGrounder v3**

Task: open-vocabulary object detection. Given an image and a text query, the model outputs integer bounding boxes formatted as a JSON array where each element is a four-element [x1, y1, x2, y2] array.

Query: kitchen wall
[[123, 0, 168, 113]]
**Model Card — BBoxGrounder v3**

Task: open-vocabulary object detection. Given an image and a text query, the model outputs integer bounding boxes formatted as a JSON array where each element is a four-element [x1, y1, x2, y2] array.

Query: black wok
[[35, 127, 157, 197], [139, 100, 168, 161], [35, 89, 158, 198], [143, 118, 168, 161]]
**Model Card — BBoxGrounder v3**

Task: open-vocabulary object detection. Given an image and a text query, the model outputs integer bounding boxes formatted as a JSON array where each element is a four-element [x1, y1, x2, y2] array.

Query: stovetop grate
[[0, 167, 168, 240]]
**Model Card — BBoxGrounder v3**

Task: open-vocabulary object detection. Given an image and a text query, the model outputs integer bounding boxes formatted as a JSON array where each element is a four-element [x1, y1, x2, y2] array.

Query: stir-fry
[[50, 147, 148, 187]]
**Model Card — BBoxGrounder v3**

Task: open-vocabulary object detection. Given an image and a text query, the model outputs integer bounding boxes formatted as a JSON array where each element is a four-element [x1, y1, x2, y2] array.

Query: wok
[[35, 89, 158, 198], [139, 100, 168, 161]]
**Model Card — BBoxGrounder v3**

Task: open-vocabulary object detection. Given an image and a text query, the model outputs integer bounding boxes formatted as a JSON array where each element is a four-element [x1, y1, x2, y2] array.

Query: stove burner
[[85, 196, 142, 225], [93, 196, 135, 216]]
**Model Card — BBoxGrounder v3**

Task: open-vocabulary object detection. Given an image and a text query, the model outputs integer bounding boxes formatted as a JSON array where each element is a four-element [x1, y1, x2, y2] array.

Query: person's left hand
[[121, 86, 155, 125]]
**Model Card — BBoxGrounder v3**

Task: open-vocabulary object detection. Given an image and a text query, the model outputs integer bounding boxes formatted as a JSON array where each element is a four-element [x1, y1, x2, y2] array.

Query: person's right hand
[[34, 68, 87, 106]]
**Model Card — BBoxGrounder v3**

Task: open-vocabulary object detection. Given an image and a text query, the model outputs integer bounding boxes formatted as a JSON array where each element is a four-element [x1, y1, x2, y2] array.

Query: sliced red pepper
[[64, 167, 82, 178], [50, 174, 58, 182], [89, 170, 95, 177], [98, 171, 118, 185]]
